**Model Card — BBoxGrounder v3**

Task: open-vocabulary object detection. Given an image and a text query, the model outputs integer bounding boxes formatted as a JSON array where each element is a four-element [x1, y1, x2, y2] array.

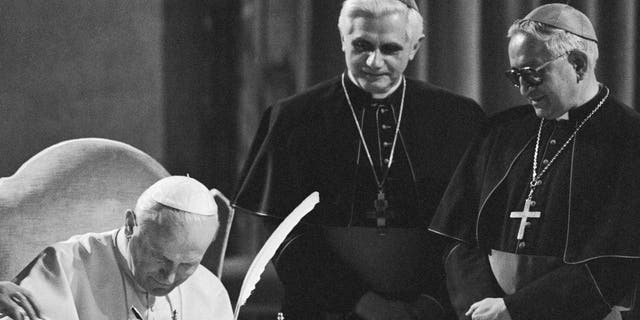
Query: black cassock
[[234, 74, 484, 318], [430, 86, 640, 320]]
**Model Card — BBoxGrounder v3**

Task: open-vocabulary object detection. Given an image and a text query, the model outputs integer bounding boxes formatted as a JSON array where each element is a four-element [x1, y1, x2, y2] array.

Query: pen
[[131, 306, 143, 320]]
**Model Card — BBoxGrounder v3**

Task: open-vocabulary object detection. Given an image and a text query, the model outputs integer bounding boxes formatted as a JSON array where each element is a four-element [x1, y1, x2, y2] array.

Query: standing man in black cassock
[[233, 0, 484, 319], [430, 4, 640, 320]]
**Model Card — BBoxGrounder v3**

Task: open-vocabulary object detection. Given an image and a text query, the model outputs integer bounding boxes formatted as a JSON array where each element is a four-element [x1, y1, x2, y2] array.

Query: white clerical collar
[[347, 70, 402, 99], [556, 112, 569, 121]]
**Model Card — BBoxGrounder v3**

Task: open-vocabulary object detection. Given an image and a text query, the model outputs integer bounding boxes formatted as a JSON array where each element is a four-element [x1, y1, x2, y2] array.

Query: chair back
[[0, 138, 169, 280], [203, 189, 235, 279]]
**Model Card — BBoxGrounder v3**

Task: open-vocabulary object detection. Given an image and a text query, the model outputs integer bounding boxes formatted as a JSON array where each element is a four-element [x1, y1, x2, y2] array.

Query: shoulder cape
[[430, 96, 640, 263], [233, 75, 485, 225]]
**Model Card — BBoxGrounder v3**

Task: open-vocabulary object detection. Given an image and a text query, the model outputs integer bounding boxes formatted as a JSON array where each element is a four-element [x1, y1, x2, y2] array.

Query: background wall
[[0, 1, 164, 177]]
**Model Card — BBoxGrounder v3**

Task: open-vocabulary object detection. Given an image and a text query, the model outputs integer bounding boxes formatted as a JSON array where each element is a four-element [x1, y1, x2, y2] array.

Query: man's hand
[[354, 291, 420, 320], [465, 298, 511, 320], [0, 281, 42, 320]]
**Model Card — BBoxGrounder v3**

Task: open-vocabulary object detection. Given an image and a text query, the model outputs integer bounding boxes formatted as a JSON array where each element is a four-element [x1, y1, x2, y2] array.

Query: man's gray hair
[[338, 0, 424, 44], [507, 19, 599, 69]]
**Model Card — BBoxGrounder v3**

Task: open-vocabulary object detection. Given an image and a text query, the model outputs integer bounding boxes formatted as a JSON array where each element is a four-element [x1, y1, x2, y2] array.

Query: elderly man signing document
[[1, 176, 233, 320]]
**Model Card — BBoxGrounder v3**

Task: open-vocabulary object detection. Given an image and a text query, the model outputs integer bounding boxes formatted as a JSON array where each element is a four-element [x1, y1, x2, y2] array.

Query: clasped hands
[[465, 297, 512, 320]]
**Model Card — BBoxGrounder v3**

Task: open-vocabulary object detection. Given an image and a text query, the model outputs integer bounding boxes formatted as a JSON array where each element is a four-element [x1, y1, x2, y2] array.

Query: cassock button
[[383, 158, 390, 164], [381, 124, 392, 130], [530, 200, 536, 206], [380, 107, 388, 113], [518, 242, 526, 249], [525, 221, 532, 227], [550, 139, 557, 145], [383, 141, 392, 147], [542, 159, 549, 165]]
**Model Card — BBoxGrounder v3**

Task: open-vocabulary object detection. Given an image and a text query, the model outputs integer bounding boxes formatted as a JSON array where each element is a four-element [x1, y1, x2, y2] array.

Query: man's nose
[[366, 50, 384, 69], [519, 77, 533, 96], [159, 265, 178, 283]]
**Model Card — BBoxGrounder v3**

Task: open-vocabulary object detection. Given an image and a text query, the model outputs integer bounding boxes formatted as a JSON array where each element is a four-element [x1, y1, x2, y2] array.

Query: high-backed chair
[[0, 138, 170, 280], [0, 139, 235, 283], [204, 188, 235, 278]]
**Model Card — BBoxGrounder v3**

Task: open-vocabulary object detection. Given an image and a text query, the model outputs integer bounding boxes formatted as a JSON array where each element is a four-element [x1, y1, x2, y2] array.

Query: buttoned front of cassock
[[503, 119, 575, 254]]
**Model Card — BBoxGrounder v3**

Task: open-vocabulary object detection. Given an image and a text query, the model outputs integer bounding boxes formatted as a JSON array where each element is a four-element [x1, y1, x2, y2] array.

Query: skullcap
[[523, 3, 597, 42], [143, 176, 217, 216]]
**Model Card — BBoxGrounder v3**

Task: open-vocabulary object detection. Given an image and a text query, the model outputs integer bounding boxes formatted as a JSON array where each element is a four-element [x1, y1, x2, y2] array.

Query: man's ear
[[408, 35, 425, 60], [568, 50, 589, 80], [124, 209, 137, 237]]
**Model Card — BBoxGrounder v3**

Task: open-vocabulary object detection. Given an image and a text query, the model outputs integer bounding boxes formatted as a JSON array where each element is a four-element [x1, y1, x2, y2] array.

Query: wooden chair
[[0, 138, 233, 280]]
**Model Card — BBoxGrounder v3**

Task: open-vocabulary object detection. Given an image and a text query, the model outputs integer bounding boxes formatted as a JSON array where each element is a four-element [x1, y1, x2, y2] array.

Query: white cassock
[[13, 229, 233, 320]]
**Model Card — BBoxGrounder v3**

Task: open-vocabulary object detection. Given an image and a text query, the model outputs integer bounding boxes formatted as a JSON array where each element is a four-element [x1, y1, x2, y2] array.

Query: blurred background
[[0, 0, 638, 319]]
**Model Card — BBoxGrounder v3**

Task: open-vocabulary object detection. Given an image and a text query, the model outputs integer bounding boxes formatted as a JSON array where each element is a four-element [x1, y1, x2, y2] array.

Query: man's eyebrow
[[381, 43, 403, 49], [352, 37, 371, 43], [380, 43, 403, 52]]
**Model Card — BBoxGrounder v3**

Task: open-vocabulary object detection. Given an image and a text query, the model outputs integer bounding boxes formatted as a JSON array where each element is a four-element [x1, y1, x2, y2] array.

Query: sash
[[321, 226, 436, 296], [488, 249, 563, 295]]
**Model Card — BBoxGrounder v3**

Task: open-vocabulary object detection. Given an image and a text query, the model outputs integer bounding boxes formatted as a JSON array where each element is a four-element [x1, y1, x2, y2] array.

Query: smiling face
[[508, 32, 581, 119], [127, 209, 216, 296], [341, 12, 420, 95]]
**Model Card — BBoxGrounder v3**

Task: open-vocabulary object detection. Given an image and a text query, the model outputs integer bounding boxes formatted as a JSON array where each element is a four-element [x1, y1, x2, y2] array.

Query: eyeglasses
[[504, 53, 567, 88], [398, 0, 419, 11]]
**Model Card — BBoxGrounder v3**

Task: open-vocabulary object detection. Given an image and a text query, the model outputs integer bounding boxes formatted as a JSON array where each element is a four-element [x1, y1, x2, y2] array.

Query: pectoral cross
[[509, 199, 541, 240], [374, 190, 388, 229]]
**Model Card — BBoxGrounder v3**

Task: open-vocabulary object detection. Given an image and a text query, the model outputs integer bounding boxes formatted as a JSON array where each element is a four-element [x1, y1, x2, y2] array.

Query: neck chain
[[341, 73, 405, 192], [528, 86, 609, 200], [341, 73, 405, 232]]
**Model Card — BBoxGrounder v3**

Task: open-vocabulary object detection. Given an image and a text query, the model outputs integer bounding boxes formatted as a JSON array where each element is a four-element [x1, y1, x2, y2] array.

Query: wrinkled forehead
[[141, 232, 204, 264], [140, 211, 215, 242], [139, 220, 213, 260], [348, 12, 410, 41], [508, 32, 551, 67]]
